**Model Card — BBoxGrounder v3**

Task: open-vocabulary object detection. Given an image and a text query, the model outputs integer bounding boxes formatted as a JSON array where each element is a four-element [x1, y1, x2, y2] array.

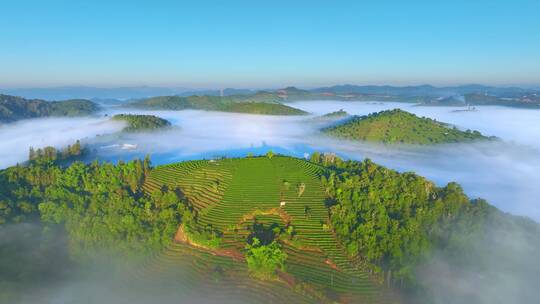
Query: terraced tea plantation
[[142, 156, 387, 303]]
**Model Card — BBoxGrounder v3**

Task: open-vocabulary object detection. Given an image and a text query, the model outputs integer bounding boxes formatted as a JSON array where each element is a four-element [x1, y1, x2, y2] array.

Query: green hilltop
[[323, 109, 491, 144], [2, 153, 537, 303], [0, 94, 99, 123], [129, 93, 308, 115], [112, 114, 171, 132]]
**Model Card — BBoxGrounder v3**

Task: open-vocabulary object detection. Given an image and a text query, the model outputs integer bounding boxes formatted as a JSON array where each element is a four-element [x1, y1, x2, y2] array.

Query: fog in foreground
[[416, 213, 540, 304], [0, 224, 283, 304]]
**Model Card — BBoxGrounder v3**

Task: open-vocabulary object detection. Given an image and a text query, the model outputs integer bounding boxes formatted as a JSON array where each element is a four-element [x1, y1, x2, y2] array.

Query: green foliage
[[323, 109, 492, 144], [183, 209, 222, 249], [0, 157, 187, 260], [311, 154, 496, 288], [28, 140, 85, 164], [245, 237, 287, 280], [112, 114, 171, 132], [0, 94, 98, 122]]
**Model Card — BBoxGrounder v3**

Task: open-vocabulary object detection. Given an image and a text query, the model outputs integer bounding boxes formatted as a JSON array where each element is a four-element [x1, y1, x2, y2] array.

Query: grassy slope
[[143, 156, 383, 302], [130, 242, 314, 303], [323, 109, 490, 144]]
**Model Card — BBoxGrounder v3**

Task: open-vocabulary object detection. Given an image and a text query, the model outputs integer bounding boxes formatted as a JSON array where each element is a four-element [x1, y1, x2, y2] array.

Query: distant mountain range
[[311, 84, 536, 97], [1, 84, 537, 101]]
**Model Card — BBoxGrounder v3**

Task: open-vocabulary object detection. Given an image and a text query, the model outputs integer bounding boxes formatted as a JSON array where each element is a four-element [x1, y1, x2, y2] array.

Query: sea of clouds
[[2, 100, 540, 304]]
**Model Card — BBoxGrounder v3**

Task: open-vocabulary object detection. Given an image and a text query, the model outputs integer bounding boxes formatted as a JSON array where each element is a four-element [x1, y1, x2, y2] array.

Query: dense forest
[[28, 140, 86, 164], [310, 152, 540, 300], [0, 94, 99, 123], [112, 114, 172, 132], [0, 154, 187, 258], [323, 109, 492, 144], [129, 94, 307, 115]]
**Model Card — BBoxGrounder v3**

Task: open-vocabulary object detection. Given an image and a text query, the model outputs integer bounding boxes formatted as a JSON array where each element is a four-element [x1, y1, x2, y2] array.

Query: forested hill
[[112, 114, 171, 131], [129, 94, 308, 115], [0, 94, 99, 123], [1, 154, 539, 303], [323, 109, 492, 144]]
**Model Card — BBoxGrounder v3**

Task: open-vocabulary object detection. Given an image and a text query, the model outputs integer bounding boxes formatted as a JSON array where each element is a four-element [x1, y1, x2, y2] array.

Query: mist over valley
[[2, 1, 540, 302]]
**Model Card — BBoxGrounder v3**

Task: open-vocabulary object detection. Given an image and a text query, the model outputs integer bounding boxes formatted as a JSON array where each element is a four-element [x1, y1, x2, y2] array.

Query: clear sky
[[1, 0, 539, 88]]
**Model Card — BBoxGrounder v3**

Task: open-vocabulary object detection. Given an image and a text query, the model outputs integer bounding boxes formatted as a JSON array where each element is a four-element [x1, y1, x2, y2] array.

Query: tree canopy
[[0, 156, 187, 260], [112, 114, 171, 132], [309, 152, 539, 292]]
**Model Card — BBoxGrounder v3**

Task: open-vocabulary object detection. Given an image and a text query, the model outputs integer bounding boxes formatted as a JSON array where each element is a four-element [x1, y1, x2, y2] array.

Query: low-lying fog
[[0, 117, 125, 167], [1, 101, 539, 221]]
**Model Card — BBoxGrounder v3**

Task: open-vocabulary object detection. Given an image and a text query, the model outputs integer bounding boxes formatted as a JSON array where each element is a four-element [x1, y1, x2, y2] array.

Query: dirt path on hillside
[[174, 223, 245, 262]]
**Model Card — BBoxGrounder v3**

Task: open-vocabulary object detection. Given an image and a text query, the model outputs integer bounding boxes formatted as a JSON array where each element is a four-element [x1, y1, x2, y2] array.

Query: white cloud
[[0, 117, 125, 168]]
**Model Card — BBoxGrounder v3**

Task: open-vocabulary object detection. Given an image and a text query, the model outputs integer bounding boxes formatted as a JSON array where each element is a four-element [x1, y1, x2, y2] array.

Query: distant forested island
[[323, 109, 492, 144], [112, 114, 171, 132], [319, 109, 349, 119], [129, 94, 308, 115], [0, 94, 99, 123]]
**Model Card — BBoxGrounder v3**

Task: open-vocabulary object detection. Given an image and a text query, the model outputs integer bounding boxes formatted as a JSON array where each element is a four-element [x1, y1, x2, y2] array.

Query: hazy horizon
[[2, 82, 540, 90], [1, 82, 538, 102]]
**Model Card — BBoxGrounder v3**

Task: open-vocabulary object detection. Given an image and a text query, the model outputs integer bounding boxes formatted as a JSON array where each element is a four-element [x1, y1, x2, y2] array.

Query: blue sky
[[1, 0, 539, 88]]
